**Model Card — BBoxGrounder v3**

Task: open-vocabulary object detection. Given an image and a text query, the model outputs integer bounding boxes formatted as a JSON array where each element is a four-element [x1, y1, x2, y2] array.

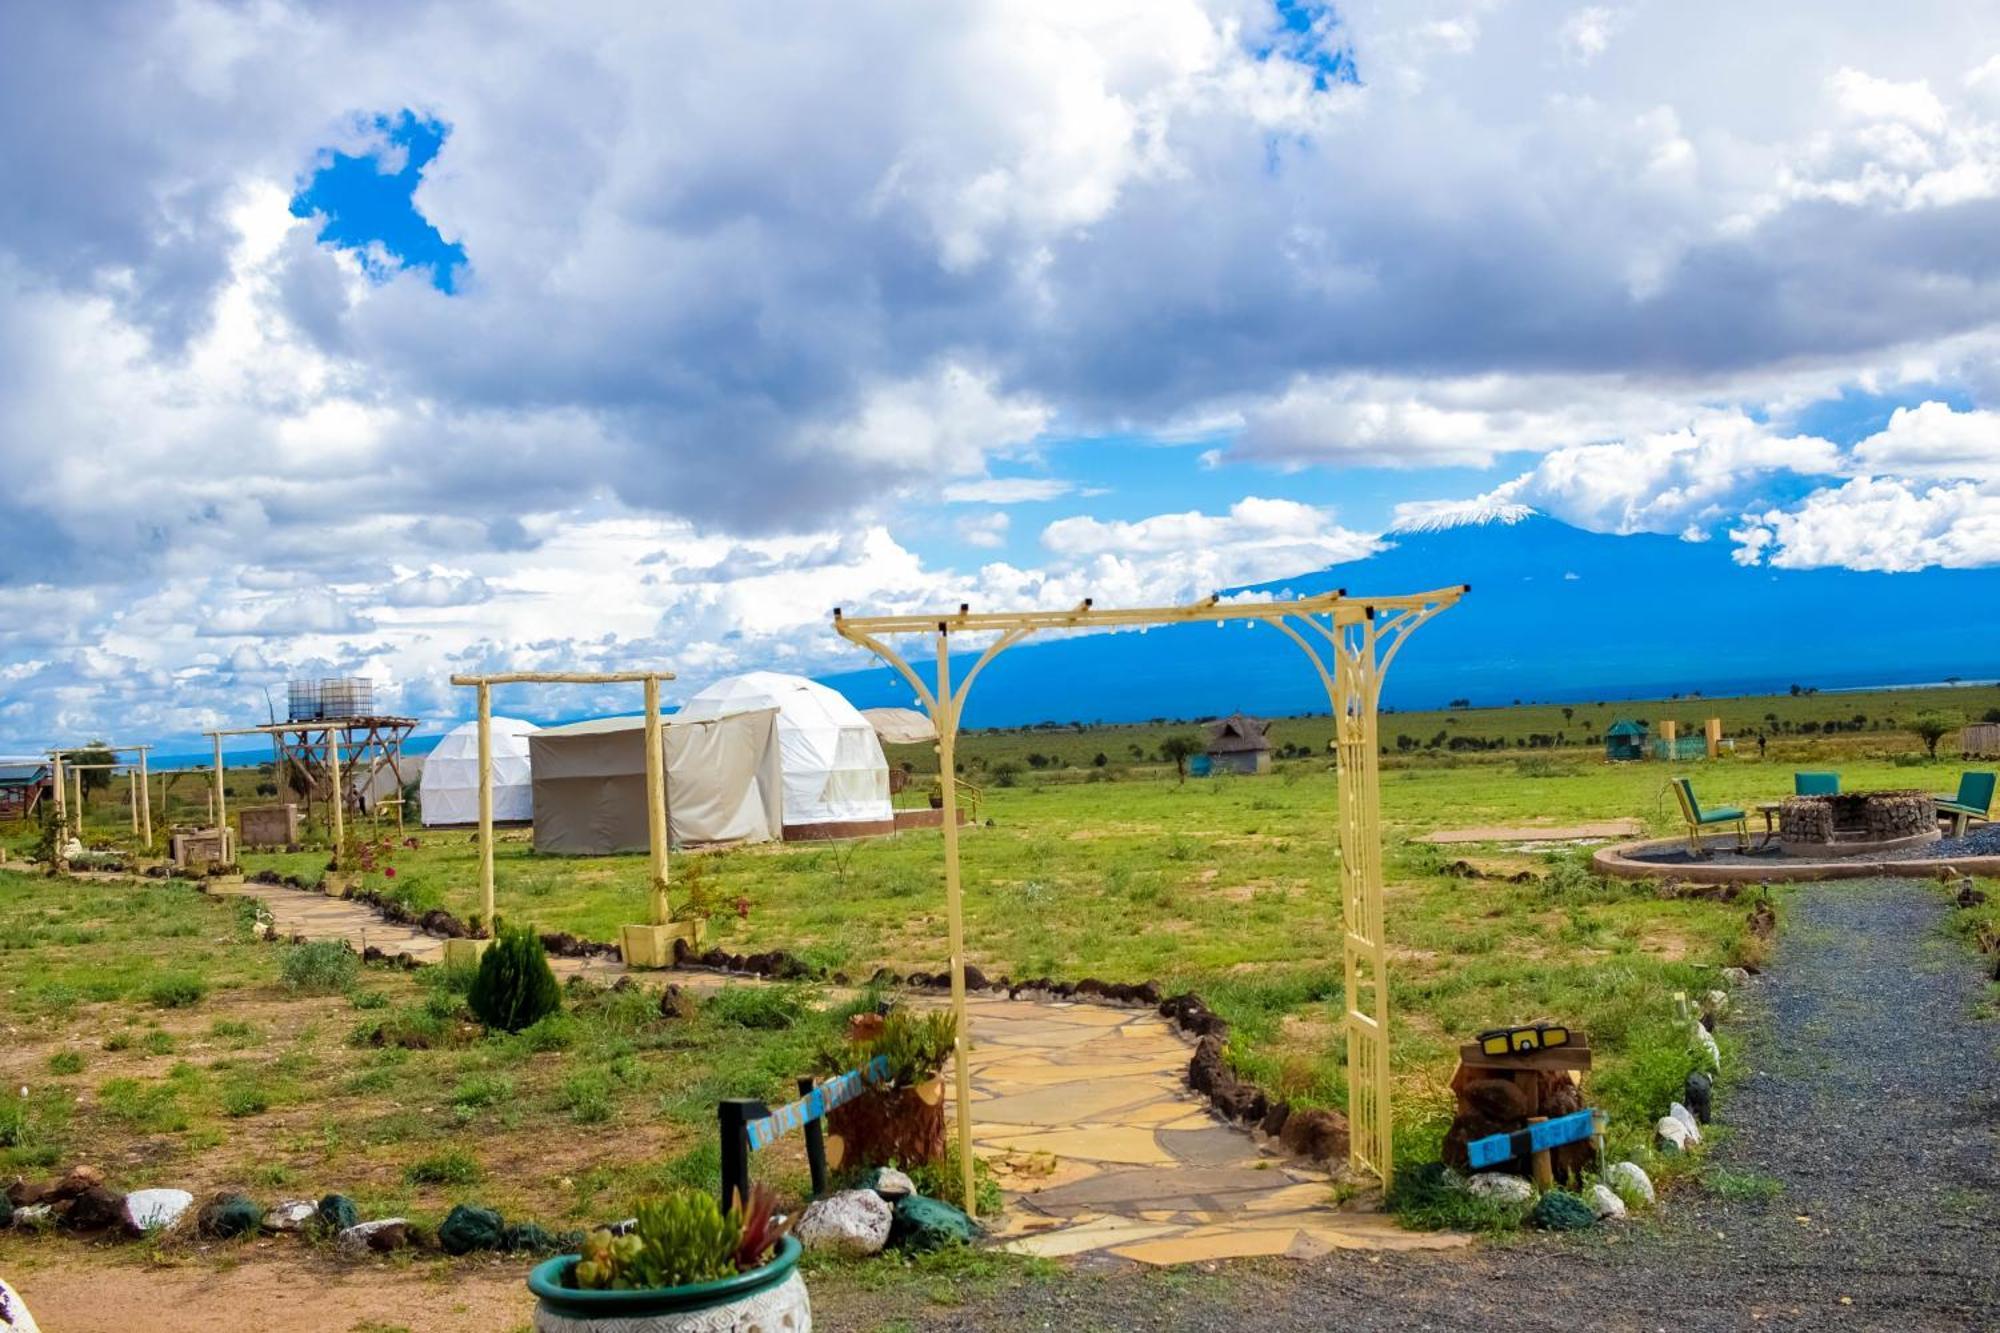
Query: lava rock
[[4, 1178, 46, 1210], [0, 1193, 12, 1228], [1260, 1099, 1292, 1138], [438, 1203, 505, 1255], [47, 1165, 104, 1203], [1530, 1190, 1597, 1231], [261, 1199, 319, 1233], [196, 1192, 263, 1239], [1590, 1183, 1628, 1220], [1467, 1173, 1534, 1205], [317, 1193, 361, 1233], [1278, 1108, 1351, 1162], [889, 1194, 978, 1253], [61, 1186, 126, 1231], [795, 1189, 893, 1258], [1684, 1071, 1714, 1124], [338, 1218, 411, 1256]]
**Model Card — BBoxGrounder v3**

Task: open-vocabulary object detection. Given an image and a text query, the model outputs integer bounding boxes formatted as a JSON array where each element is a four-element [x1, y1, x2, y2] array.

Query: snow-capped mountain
[[823, 515, 2000, 725]]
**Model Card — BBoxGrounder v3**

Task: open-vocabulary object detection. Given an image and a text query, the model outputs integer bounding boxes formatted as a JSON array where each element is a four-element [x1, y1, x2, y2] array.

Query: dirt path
[[818, 877, 2000, 1332]]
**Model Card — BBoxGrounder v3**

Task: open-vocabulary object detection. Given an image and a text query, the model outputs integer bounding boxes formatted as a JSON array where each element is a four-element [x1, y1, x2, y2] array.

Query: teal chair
[[1794, 771, 1839, 796], [1935, 772, 1996, 837], [1670, 777, 1749, 857]]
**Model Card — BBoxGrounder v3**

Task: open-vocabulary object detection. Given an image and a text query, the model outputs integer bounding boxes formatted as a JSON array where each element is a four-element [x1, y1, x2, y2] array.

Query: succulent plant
[[569, 1186, 790, 1292]]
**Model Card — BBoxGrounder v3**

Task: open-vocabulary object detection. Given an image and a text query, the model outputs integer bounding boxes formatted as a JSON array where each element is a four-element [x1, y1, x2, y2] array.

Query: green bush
[[48, 1050, 84, 1076], [147, 973, 206, 1009], [406, 1148, 483, 1185], [467, 924, 562, 1034], [281, 940, 360, 994], [706, 983, 813, 1030]]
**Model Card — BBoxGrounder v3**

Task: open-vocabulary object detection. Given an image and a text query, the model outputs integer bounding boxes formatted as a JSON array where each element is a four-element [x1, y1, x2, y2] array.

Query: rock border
[[1592, 836, 2000, 884]]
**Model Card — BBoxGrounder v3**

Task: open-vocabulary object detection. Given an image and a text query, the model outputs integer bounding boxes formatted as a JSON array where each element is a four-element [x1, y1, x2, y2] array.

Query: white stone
[[262, 1199, 319, 1232], [1720, 967, 1751, 986], [1466, 1172, 1534, 1205], [121, 1188, 194, 1235], [12, 1205, 53, 1228], [1, 1276, 43, 1333], [793, 1189, 892, 1257], [337, 1218, 409, 1257], [1690, 1021, 1721, 1072], [1590, 1183, 1627, 1220], [1704, 989, 1730, 1016], [1656, 1115, 1692, 1152], [869, 1168, 916, 1201], [1669, 1102, 1703, 1144], [1607, 1161, 1655, 1206]]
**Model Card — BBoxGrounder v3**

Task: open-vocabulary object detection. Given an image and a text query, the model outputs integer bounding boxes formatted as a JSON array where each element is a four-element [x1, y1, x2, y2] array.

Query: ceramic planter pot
[[527, 1237, 808, 1333]]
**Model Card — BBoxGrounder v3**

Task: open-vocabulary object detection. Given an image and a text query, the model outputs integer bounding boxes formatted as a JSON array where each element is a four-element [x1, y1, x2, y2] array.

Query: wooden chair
[[1671, 777, 1748, 857], [1935, 772, 1996, 837]]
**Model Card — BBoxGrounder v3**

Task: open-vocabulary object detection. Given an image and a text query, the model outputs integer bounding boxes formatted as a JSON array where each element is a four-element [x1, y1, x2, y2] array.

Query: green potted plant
[[527, 1185, 803, 1332], [818, 1008, 957, 1172]]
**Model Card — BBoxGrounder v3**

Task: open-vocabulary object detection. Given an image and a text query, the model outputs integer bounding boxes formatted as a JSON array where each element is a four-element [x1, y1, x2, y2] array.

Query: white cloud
[[1849, 401, 2000, 480], [940, 477, 1075, 503], [957, 512, 1012, 547], [1732, 477, 2000, 571], [1557, 7, 1619, 65], [1040, 496, 1379, 599]]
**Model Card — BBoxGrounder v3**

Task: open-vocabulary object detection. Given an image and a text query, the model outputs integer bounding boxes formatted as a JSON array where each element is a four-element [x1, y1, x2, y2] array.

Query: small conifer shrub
[[467, 923, 562, 1033]]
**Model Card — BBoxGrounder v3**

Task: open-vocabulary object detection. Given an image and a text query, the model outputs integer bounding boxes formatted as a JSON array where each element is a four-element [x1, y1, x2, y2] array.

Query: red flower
[[734, 895, 751, 920], [384, 867, 397, 878]]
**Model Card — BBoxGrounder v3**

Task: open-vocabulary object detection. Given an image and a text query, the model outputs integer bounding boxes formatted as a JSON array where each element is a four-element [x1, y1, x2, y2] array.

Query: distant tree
[[1158, 734, 1202, 784], [1912, 709, 1961, 760], [1092, 752, 1108, 768], [1448, 698, 1471, 709], [1561, 707, 1574, 724], [1984, 707, 2000, 724], [69, 740, 117, 795], [1789, 684, 1803, 697]]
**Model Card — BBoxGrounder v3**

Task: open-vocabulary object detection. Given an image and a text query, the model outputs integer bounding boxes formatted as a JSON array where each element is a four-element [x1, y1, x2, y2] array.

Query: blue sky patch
[[292, 111, 466, 292], [1262, 1, 1359, 90]]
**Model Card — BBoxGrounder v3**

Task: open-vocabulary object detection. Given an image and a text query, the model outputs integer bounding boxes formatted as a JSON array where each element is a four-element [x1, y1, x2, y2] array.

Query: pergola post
[[643, 674, 671, 927], [211, 734, 227, 859], [327, 726, 344, 869], [50, 751, 67, 840], [477, 682, 495, 930], [128, 769, 139, 835], [832, 584, 1463, 1204], [934, 627, 977, 1213], [137, 747, 151, 848]]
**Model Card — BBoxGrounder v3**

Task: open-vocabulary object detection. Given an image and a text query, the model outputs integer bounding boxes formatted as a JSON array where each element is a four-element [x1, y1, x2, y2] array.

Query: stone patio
[[208, 878, 1466, 1265]]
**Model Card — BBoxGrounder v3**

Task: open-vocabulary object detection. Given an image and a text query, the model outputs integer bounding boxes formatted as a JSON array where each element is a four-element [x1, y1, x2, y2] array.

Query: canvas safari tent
[[529, 708, 784, 854], [421, 717, 536, 826], [677, 672, 894, 838]]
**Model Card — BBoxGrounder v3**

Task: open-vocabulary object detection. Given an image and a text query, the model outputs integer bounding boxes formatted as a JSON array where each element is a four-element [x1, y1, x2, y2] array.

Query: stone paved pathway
[[210, 877, 1463, 1264]]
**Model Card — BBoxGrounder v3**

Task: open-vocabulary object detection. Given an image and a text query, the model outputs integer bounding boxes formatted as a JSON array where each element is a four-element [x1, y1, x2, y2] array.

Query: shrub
[[467, 924, 562, 1034], [281, 940, 360, 994], [221, 1082, 270, 1118], [706, 984, 813, 1031], [406, 1148, 483, 1185], [561, 1070, 615, 1124], [147, 973, 206, 1009], [48, 1050, 84, 1076]]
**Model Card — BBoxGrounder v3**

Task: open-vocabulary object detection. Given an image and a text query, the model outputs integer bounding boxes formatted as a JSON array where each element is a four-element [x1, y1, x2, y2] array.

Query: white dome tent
[[676, 672, 893, 837], [421, 716, 538, 827]]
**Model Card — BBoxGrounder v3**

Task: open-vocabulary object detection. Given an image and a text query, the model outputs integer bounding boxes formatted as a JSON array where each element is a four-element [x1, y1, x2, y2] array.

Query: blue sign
[[1465, 1109, 1601, 1170], [745, 1055, 892, 1152]]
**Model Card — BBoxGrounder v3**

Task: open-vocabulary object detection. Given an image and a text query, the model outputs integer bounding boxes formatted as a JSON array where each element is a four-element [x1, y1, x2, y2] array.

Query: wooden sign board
[[745, 1055, 890, 1152], [1465, 1108, 1603, 1170]]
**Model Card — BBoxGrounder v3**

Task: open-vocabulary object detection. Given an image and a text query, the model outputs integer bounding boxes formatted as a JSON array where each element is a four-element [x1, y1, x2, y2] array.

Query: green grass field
[[11, 682, 1997, 1199]]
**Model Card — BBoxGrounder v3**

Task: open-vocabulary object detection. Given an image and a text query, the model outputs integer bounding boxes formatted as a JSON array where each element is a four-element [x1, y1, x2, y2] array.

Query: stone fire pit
[[1779, 790, 1939, 856]]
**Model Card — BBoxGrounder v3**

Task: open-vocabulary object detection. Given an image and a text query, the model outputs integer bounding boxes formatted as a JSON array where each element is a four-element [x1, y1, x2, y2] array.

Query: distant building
[[0, 760, 53, 821], [1604, 719, 1649, 762], [1205, 713, 1273, 775]]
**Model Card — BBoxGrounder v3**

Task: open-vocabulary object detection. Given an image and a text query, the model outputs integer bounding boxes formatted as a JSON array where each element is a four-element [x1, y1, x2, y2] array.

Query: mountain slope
[[821, 515, 2000, 726]]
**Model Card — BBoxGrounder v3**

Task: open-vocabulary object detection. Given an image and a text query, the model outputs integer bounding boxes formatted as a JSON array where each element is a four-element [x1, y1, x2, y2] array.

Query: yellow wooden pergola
[[832, 583, 1466, 1209], [447, 671, 693, 966]]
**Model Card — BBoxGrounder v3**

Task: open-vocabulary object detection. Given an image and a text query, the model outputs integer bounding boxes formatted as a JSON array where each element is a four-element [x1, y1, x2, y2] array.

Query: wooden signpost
[[719, 1055, 892, 1211]]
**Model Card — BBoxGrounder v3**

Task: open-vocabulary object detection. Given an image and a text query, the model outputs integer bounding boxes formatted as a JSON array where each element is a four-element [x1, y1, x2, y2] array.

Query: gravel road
[[817, 879, 1999, 1332]]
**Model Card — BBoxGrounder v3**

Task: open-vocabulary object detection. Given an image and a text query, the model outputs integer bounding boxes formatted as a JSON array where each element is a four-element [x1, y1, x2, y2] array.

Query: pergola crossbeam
[[832, 582, 1466, 1208]]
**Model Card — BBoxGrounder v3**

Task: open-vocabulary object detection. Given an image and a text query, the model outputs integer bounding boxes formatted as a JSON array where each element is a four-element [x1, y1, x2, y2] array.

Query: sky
[[4, 1, 2000, 748]]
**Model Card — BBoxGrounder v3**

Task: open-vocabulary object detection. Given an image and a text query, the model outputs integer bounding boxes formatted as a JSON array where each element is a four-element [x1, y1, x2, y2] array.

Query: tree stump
[[825, 1077, 947, 1172]]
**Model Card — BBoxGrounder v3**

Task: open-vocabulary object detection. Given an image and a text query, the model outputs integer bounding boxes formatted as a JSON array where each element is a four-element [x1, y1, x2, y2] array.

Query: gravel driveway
[[817, 879, 1999, 1332]]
